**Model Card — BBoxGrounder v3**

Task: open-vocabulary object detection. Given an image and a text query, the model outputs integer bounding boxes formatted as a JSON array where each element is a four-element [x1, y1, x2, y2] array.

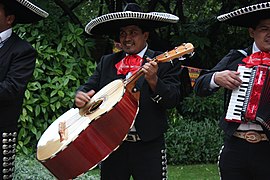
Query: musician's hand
[[214, 70, 242, 90], [142, 60, 158, 91], [75, 90, 95, 108]]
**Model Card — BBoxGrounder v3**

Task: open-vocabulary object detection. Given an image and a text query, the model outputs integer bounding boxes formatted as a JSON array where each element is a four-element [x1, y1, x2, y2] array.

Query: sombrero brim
[[85, 12, 179, 35], [217, 2, 270, 27], [5, 0, 49, 24]]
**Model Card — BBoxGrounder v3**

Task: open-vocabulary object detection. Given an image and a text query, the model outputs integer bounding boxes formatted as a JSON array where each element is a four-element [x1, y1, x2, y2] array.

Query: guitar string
[[60, 81, 124, 137], [62, 47, 185, 130], [57, 45, 190, 138]]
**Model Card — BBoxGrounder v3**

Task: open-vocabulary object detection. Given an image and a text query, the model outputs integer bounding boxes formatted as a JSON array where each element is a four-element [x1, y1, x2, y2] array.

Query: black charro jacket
[[76, 49, 182, 142], [0, 33, 37, 128]]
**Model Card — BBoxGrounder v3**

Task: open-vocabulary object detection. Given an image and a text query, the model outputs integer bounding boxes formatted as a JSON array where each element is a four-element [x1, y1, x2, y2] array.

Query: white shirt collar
[[252, 42, 270, 53], [0, 28, 12, 42], [126, 44, 148, 58], [137, 45, 148, 58]]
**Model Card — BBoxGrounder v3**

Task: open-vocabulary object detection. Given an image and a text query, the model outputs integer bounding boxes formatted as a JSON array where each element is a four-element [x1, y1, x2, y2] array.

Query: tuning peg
[[178, 56, 186, 61], [189, 52, 195, 58], [178, 52, 195, 61]]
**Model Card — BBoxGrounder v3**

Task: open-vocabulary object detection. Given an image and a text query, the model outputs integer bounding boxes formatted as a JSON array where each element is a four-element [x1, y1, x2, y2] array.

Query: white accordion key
[[225, 65, 253, 122]]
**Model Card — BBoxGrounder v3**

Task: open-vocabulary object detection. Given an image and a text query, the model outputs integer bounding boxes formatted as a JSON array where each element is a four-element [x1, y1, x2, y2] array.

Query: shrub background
[[15, 21, 95, 155], [15, 20, 225, 165], [166, 91, 224, 165]]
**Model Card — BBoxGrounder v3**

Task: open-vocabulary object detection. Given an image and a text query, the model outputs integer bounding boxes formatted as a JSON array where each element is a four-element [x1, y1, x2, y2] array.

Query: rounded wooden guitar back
[[36, 79, 139, 179], [36, 43, 195, 179]]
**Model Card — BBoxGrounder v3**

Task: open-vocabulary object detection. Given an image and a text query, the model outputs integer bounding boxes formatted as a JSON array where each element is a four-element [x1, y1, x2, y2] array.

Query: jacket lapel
[[113, 51, 126, 79], [135, 48, 156, 91], [0, 33, 17, 59]]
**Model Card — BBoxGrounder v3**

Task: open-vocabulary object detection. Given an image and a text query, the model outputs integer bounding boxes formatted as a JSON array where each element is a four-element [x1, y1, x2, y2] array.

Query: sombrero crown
[[1, 0, 49, 24], [85, 3, 179, 35], [217, 0, 270, 27]]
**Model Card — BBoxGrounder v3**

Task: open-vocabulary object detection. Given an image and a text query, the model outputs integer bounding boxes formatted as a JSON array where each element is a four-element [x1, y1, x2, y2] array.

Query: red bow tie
[[115, 54, 143, 75], [242, 51, 270, 67]]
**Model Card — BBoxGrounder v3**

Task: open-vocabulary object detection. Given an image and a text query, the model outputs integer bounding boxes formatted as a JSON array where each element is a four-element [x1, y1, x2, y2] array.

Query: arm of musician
[[74, 90, 95, 108], [194, 70, 241, 97], [195, 49, 244, 96], [147, 59, 182, 109], [142, 61, 158, 92], [194, 71, 220, 97], [214, 70, 242, 90]]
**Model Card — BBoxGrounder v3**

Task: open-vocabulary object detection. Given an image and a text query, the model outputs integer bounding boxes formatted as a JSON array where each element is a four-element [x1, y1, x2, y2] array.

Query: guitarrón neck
[[124, 57, 157, 85], [123, 42, 195, 86]]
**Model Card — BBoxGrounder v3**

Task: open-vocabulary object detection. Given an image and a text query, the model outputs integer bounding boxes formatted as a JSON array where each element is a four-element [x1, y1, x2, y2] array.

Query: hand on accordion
[[214, 70, 242, 90]]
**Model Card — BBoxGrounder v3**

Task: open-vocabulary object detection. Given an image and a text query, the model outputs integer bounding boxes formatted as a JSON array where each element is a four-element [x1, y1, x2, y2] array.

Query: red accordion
[[225, 52, 270, 130]]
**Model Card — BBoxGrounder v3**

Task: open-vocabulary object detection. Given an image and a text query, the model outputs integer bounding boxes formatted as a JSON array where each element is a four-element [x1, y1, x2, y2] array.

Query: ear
[[6, 15, 15, 26], [143, 32, 149, 40], [248, 27, 254, 38]]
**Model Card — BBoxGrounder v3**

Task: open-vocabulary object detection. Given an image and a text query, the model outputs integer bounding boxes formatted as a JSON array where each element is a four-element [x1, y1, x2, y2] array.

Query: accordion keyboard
[[225, 65, 253, 122]]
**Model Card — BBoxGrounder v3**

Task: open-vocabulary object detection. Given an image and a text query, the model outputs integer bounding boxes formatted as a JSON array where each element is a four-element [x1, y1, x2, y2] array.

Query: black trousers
[[100, 135, 167, 180], [218, 135, 270, 180], [0, 126, 18, 180]]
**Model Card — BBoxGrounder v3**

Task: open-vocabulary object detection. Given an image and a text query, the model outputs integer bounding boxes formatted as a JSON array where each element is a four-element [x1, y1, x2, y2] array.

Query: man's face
[[119, 25, 149, 54], [0, 4, 14, 32], [249, 19, 270, 52]]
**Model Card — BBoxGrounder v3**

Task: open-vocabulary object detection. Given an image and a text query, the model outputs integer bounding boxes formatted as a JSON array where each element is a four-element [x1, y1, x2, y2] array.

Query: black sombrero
[[85, 3, 179, 35], [2, 0, 49, 24], [217, 0, 270, 27]]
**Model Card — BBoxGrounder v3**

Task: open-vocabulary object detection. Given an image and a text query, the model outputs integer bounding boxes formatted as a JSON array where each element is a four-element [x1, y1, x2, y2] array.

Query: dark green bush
[[15, 20, 95, 155], [179, 90, 224, 122], [166, 91, 224, 165]]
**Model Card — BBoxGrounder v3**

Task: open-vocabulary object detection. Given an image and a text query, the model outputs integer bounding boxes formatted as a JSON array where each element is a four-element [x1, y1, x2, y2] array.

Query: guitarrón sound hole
[[86, 99, 104, 114]]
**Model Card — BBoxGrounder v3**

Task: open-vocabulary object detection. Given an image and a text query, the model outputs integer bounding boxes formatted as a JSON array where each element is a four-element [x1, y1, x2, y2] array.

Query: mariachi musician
[[194, 0, 270, 179], [74, 3, 182, 180], [0, 0, 48, 179]]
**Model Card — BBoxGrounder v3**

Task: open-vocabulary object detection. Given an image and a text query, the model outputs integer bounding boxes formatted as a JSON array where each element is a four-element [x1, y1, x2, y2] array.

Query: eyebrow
[[257, 24, 270, 28]]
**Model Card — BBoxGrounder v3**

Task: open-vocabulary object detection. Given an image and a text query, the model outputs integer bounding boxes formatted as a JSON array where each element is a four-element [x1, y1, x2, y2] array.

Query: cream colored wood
[[37, 80, 125, 161]]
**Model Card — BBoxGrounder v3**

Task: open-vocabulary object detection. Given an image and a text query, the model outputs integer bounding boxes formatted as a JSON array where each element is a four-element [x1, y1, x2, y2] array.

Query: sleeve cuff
[[209, 72, 219, 89]]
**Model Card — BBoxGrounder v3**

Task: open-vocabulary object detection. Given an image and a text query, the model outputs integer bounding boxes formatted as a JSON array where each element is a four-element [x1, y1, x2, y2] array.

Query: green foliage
[[169, 164, 219, 180], [166, 91, 224, 165], [14, 155, 100, 179], [171, 1, 252, 69], [180, 90, 224, 121], [14, 154, 219, 179], [14, 20, 95, 155]]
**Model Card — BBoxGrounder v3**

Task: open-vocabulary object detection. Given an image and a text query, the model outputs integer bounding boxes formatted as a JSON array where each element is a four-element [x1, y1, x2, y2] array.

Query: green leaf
[[68, 22, 74, 33], [22, 146, 29, 155], [58, 91, 65, 97], [57, 42, 62, 52], [26, 105, 33, 112], [50, 104, 55, 111], [77, 37, 84, 46], [35, 105, 41, 116], [30, 127, 37, 135], [24, 136, 31, 144], [25, 89, 30, 99], [50, 89, 58, 97]]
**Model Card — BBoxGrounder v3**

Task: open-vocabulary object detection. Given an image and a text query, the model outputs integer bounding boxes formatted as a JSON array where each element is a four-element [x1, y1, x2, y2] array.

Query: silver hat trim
[[85, 11, 179, 34], [17, 0, 49, 18], [217, 2, 270, 22]]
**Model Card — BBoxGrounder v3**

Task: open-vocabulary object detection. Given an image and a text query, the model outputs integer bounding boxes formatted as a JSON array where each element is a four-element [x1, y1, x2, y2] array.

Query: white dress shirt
[[0, 28, 12, 43], [128, 45, 148, 132]]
